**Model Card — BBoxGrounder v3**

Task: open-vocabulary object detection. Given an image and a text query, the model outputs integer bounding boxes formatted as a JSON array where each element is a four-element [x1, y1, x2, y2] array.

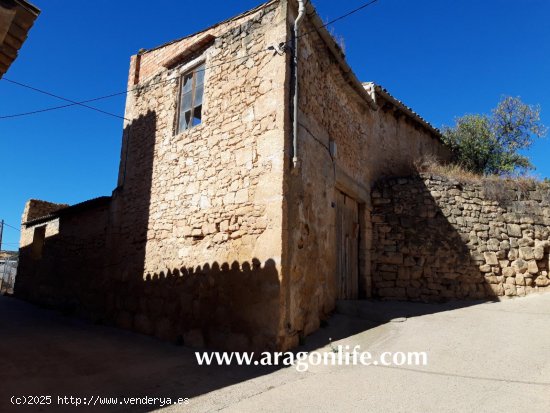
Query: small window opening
[[177, 63, 205, 133]]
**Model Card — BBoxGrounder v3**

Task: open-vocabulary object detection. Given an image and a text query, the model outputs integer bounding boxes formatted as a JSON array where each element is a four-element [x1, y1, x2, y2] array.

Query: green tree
[[442, 96, 547, 175]]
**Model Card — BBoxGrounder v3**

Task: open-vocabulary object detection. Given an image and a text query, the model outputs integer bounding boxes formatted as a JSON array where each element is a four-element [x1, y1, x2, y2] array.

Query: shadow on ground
[[0, 295, 377, 413]]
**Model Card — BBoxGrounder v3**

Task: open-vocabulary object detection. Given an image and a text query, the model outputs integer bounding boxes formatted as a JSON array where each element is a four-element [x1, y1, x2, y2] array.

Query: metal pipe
[[292, 0, 306, 169]]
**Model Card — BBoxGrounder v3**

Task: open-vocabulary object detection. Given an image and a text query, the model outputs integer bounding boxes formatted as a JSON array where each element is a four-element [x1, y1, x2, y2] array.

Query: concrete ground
[[0, 294, 549, 413]]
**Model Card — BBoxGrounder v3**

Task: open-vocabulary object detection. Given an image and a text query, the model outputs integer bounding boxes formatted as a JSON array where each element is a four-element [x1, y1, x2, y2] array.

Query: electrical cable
[[0, 0, 382, 120]]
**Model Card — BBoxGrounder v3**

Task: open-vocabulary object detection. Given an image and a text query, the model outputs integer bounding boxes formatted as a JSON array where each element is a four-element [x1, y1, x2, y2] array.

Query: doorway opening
[[335, 190, 360, 300]]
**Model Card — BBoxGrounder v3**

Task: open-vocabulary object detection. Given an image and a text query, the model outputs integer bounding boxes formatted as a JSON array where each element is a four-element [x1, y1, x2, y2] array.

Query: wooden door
[[336, 190, 359, 300]]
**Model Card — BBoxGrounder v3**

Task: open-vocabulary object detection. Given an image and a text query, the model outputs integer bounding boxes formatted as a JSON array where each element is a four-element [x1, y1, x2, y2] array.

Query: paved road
[[0, 294, 549, 412]]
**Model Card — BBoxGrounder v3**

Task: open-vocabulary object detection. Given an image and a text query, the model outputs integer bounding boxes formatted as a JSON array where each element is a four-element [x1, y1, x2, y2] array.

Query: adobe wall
[[107, 0, 291, 350], [283, 2, 450, 344], [371, 174, 550, 301]]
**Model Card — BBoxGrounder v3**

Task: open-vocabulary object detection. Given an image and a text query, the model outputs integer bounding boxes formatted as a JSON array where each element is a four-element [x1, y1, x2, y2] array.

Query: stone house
[[16, 0, 449, 351]]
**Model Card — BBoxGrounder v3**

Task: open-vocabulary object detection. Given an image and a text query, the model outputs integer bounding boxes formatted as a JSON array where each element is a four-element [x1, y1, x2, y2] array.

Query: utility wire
[[0, 0, 381, 120], [308, 0, 379, 33], [0, 48, 266, 120], [2, 78, 130, 121], [2, 222, 20, 232]]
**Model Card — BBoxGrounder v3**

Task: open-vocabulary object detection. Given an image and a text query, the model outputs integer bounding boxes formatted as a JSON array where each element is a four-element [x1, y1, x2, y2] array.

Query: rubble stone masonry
[[17, 0, 291, 352], [102, 0, 289, 351], [116, 1, 287, 273], [372, 174, 550, 301], [17, 0, 497, 352], [283, 1, 450, 342]]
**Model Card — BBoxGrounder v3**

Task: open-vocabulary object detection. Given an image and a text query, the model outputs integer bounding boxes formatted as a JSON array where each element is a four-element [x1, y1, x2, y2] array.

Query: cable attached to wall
[[0, 0, 383, 121]]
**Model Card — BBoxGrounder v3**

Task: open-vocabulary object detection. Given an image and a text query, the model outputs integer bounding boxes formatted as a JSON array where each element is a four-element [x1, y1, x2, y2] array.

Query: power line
[[310, 0, 379, 33], [0, 0, 381, 121], [0, 48, 266, 120], [0, 92, 128, 119], [2, 78, 129, 121], [2, 222, 20, 232]]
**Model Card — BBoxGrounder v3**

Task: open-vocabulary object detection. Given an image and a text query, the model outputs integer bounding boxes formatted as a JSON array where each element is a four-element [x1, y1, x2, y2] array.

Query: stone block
[[485, 275, 498, 284], [519, 247, 534, 261], [507, 224, 522, 237], [479, 264, 491, 273], [483, 252, 499, 266], [489, 283, 504, 296], [487, 238, 500, 251], [397, 267, 410, 280], [527, 260, 538, 275], [377, 252, 403, 265], [535, 277, 550, 287], [533, 245, 545, 261], [503, 284, 517, 296], [511, 259, 528, 274], [234, 188, 249, 204]]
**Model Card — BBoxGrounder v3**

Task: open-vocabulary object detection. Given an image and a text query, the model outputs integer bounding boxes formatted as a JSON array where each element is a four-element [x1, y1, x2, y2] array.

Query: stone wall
[[15, 1, 290, 352], [283, 0, 450, 344], [21, 199, 67, 225], [17, 206, 281, 352], [109, 258, 281, 351], [14, 0, 460, 352], [16, 200, 111, 312], [106, 0, 289, 351], [130, 1, 278, 85], [372, 174, 550, 301], [114, 0, 287, 272]]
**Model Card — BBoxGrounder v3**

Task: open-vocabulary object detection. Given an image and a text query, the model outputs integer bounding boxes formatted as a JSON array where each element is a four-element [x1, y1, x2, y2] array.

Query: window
[[31, 226, 46, 260], [177, 63, 205, 133]]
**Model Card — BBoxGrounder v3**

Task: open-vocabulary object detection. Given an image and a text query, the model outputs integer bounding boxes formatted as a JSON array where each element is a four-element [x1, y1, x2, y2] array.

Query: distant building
[[0, 250, 18, 294], [16, 0, 448, 351]]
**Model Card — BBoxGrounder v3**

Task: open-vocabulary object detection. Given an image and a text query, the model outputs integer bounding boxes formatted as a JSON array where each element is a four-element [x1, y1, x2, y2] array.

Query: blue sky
[[1, 0, 549, 249]]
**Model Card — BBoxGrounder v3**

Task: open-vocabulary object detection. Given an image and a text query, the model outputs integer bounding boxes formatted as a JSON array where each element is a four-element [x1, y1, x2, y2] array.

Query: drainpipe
[[292, 0, 306, 169]]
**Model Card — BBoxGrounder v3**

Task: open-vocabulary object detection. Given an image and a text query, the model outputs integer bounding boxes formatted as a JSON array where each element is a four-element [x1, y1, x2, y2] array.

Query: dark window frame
[[176, 63, 205, 134]]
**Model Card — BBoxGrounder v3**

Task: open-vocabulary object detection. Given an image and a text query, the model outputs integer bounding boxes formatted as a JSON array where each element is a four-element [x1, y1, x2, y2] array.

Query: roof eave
[[0, 0, 41, 78], [367, 83, 442, 140], [140, 0, 278, 56], [304, 1, 378, 111], [23, 196, 111, 227]]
